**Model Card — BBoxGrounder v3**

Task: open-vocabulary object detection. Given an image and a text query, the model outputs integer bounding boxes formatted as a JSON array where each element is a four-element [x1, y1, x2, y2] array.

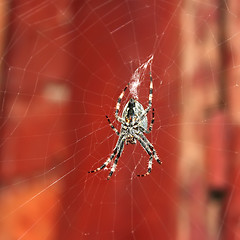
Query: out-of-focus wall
[[178, 0, 240, 239], [177, 0, 224, 239], [0, 0, 73, 239], [222, 0, 240, 238]]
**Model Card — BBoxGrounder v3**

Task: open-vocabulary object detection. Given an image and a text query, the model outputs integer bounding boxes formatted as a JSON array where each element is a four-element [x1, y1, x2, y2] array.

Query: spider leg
[[106, 115, 119, 135], [133, 134, 154, 177], [88, 148, 118, 173], [139, 133, 162, 165], [139, 72, 153, 121], [115, 83, 129, 123], [107, 139, 125, 180], [145, 108, 155, 134], [88, 134, 124, 173], [137, 156, 153, 177], [132, 72, 153, 127]]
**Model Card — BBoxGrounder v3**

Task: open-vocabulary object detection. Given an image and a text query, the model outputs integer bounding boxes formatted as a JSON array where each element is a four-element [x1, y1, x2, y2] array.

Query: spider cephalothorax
[[89, 72, 162, 180]]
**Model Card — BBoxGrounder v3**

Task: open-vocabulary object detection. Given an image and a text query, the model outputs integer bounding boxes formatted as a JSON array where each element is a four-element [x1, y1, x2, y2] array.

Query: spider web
[[0, 0, 238, 240]]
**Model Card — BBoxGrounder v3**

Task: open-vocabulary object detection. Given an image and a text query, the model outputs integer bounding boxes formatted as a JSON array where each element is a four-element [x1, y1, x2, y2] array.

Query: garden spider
[[88, 72, 162, 180]]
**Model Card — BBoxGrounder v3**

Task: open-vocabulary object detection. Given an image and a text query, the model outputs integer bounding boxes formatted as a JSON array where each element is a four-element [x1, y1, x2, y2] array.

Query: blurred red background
[[0, 0, 240, 240]]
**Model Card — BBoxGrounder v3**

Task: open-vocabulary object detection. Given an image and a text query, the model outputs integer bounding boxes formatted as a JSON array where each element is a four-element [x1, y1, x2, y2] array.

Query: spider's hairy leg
[[139, 133, 162, 165], [134, 134, 154, 177], [146, 142, 162, 164], [152, 148, 161, 164], [145, 71, 153, 111], [88, 134, 124, 173], [138, 72, 153, 123], [115, 83, 129, 123], [88, 134, 126, 176], [145, 108, 155, 134], [106, 115, 119, 135], [88, 147, 118, 173], [149, 71, 153, 103], [145, 72, 153, 113], [107, 139, 125, 180], [137, 155, 153, 177]]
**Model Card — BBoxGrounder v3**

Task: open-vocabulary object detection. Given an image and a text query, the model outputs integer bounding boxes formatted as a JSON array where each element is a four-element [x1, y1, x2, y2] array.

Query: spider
[[88, 72, 162, 180]]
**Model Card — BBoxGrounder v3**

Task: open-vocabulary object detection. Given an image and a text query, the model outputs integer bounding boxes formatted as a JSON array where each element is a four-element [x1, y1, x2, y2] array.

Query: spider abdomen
[[122, 98, 148, 132]]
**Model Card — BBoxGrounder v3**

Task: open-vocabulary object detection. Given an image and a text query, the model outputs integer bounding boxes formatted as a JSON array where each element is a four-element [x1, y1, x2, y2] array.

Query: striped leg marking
[[88, 135, 125, 174], [106, 115, 119, 135], [107, 140, 125, 180], [139, 133, 162, 165], [88, 147, 118, 173], [138, 72, 153, 122], [149, 71, 153, 105], [115, 84, 129, 123], [137, 156, 153, 177], [145, 72, 153, 114], [145, 108, 155, 134], [134, 134, 154, 177]]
